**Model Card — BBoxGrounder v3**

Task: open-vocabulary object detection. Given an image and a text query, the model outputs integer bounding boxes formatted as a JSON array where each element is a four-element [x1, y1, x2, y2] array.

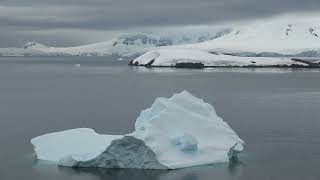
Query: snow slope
[[31, 91, 244, 169], [182, 15, 320, 55]]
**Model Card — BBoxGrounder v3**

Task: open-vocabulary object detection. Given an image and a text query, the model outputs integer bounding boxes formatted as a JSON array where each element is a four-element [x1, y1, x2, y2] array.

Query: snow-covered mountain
[[181, 15, 320, 56], [0, 29, 231, 57]]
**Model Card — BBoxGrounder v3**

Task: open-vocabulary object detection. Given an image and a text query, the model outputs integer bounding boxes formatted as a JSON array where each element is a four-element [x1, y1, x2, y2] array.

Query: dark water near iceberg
[[1, 57, 320, 180]]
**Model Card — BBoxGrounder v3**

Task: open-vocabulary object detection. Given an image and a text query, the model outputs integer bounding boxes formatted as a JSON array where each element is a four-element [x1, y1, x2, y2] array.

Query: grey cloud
[[1, 0, 320, 47]]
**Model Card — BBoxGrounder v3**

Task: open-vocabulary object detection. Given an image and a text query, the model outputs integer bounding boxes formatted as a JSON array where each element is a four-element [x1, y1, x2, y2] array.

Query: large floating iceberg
[[31, 91, 244, 169]]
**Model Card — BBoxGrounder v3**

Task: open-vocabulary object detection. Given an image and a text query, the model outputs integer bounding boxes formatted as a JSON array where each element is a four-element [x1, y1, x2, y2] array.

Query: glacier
[[31, 91, 244, 169]]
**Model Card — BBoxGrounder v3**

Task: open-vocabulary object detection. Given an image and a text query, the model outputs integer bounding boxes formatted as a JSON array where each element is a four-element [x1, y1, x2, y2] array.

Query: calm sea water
[[1, 57, 320, 180]]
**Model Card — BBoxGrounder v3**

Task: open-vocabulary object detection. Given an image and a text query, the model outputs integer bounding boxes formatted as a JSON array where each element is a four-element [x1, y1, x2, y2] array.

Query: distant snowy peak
[[24, 42, 47, 49]]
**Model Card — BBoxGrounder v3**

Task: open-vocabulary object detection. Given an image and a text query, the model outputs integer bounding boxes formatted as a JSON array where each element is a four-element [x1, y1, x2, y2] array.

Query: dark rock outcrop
[[128, 60, 139, 66], [175, 62, 204, 69], [145, 59, 155, 68]]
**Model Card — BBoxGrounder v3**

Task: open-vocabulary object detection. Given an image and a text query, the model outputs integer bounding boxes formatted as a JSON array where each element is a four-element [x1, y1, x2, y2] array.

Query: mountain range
[[0, 29, 230, 58]]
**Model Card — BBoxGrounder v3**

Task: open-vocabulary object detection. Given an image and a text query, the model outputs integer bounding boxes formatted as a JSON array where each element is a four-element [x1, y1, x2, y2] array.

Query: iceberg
[[31, 91, 244, 169]]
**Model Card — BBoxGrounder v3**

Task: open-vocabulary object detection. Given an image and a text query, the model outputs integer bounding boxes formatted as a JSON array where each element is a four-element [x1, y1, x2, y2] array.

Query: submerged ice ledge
[[31, 91, 245, 169]]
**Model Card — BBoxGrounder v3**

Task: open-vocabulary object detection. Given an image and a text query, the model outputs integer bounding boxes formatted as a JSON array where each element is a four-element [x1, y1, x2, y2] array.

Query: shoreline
[[129, 59, 320, 69]]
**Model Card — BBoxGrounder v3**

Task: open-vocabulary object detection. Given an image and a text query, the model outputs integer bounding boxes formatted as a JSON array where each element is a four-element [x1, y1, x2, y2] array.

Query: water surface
[[0, 57, 320, 180]]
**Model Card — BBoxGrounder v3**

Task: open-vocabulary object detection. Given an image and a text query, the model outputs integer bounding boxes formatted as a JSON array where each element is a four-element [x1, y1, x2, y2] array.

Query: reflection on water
[[130, 66, 320, 74], [32, 159, 244, 180], [26, 157, 262, 180], [58, 167, 168, 180]]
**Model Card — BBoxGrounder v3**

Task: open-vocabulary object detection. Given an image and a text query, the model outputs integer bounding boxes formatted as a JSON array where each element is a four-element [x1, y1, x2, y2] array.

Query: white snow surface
[[181, 14, 320, 54], [31, 91, 244, 169], [31, 128, 123, 164], [133, 49, 308, 67]]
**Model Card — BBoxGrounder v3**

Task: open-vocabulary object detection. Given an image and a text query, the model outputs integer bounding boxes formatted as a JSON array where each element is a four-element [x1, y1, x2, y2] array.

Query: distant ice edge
[[31, 91, 245, 169]]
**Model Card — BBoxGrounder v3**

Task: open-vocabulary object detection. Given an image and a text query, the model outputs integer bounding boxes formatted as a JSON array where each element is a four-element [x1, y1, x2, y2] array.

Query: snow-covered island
[[129, 49, 318, 68], [130, 15, 320, 68], [31, 91, 244, 169]]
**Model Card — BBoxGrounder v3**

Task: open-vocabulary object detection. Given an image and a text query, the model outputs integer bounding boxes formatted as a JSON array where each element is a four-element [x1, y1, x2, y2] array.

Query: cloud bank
[[1, 0, 320, 47]]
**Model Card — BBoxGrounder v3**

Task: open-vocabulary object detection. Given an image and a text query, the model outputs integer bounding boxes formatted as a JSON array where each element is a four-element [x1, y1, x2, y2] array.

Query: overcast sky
[[1, 0, 320, 47]]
